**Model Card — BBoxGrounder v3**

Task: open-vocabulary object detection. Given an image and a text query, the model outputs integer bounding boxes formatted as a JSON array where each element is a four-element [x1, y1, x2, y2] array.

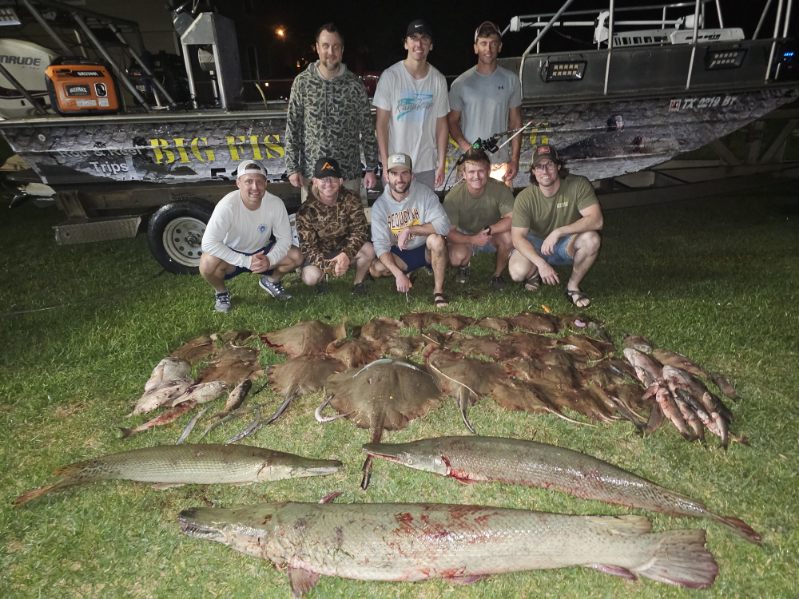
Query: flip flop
[[433, 293, 449, 308], [565, 289, 591, 308], [524, 273, 541, 292]]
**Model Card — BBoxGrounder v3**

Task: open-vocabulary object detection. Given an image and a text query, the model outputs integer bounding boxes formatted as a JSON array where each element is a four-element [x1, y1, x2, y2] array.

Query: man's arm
[[434, 115, 449, 188], [375, 107, 391, 182], [356, 81, 379, 189], [284, 81, 304, 188], [540, 204, 603, 255], [506, 105, 523, 181], [264, 201, 292, 266], [447, 109, 470, 151], [512, 224, 558, 284], [201, 203, 249, 269]]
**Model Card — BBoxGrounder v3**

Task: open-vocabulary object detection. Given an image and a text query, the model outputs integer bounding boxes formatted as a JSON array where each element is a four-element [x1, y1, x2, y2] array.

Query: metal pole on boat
[[107, 23, 177, 108], [72, 14, 152, 112], [714, 0, 724, 28], [765, 0, 786, 82], [518, 0, 576, 84], [753, 0, 774, 39], [0, 63, 47, 116], [18, 0, 71, 56], [782, 0, 793, 38], [603, 0, 615, 96], [684, 0, 702, 90]]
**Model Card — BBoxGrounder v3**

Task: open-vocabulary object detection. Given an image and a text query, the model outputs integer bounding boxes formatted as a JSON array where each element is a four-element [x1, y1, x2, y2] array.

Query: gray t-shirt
[[449, 65, 522, 164]]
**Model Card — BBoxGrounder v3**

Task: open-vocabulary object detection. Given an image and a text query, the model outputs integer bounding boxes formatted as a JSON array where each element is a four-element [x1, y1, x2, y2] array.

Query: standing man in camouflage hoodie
[[284, 23, 378, 202]]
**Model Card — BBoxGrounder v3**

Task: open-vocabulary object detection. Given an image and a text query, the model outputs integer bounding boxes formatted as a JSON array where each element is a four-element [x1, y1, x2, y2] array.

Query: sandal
[[433, 293, 449, 308], [523, 273, 541, 292], [565, 289, 591, 308]]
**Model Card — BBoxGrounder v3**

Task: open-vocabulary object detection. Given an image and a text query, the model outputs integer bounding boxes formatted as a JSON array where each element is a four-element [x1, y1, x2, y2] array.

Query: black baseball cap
[[406, 19, 433, 39], [313, 156, 342, 178]]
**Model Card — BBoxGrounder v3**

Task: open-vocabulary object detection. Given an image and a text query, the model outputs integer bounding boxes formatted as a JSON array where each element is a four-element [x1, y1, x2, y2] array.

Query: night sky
[[228, 0, 789, 77]]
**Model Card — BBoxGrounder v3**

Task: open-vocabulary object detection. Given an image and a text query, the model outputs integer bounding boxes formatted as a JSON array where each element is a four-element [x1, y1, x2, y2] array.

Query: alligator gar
[[363, 435, 760, 544], [178, 501, 718, 594], [14, 444, 341, 506]]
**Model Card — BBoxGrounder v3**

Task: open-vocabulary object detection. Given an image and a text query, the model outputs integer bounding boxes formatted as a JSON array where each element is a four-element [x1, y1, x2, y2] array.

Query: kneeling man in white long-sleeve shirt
[[200, 160, 303, 313]]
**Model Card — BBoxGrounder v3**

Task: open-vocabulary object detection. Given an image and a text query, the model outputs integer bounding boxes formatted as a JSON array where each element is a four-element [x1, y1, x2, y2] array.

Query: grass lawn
[[0, 179, 797, 598]]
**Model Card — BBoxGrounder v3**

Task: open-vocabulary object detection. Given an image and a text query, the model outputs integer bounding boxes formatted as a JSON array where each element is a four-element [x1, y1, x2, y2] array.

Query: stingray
[[374, 334, 428, 359], [197, 345, 262, 386], [170, 334, 216, 364], [449, 333, 508, 360], [474, 316, 513, 333], [507, 311, 561, 334], [557, 334, 615, 360], [400, 312, 474, 331], [495, 331, 558, 359], [424, 347, 507, 433], [358, 317, 403, 343], [260, 320, 346, 358], [325, 337, 379, 369], [315, 358, 441, 488], [227, 355, 345, 443]]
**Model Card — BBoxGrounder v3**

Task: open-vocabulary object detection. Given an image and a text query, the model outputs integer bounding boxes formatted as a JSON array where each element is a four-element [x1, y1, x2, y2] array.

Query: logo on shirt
[[556, 200, 569, 210], [387, 207, 421, 237], [397, 92, 434, 121], [258, 224, 267, 234]]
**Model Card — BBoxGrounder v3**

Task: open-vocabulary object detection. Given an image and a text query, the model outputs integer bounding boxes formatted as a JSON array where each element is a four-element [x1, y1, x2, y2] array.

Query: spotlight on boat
[[542, 60, 587, 82], [705, 48, 747, 70]]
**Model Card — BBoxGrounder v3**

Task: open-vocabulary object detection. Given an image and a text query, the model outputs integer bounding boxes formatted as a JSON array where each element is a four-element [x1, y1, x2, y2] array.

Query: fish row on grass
[[13, 444, 342, 506], [624, 347, 738, 447], [178, 500, 719, 596], [362, 435, 761, 544]]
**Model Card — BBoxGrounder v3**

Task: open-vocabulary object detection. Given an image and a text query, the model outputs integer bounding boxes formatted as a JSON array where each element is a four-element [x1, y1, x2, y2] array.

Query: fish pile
[[122, 332, 261, 439], [622, 336, 739, 447]]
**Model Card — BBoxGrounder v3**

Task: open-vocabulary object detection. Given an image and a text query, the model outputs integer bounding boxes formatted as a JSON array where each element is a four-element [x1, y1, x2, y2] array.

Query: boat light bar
[[705, 48, 747, 70], [543, 60, 587, 81]]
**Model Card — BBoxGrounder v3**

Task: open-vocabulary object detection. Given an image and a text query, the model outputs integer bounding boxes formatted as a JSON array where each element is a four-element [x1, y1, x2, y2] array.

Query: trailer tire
[[147, 201, 213, 274]]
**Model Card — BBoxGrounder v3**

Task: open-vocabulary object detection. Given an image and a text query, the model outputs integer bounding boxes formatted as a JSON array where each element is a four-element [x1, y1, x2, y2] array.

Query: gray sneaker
[[455, 266, 470, 284], [259, 276, 292, 300], [214, 290, 232, 313], [489, 275, 506, 291]]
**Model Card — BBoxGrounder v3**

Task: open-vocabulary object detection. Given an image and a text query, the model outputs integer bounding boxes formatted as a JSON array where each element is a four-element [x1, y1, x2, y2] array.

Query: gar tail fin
[[634, 529, 718, 589], [711, 514, 762, 545], [13, 479, 77, 506]]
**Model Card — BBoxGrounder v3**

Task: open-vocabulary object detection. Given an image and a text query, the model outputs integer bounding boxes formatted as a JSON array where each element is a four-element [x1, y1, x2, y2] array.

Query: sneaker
[[214, 290, 231, 313], [315, 281, 330, 295], [259, 276, 292, 300], [352, 281, 367, 296], [489, 275, 505, 291], [455, 266, 470, 284]]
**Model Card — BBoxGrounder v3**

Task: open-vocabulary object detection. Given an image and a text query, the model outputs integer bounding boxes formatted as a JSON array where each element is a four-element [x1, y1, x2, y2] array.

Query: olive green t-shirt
[[443, 179, 515, 234], [512, 175, 598, 238]]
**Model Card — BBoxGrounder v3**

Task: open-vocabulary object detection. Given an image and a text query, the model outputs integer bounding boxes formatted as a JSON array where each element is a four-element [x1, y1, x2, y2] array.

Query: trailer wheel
[[147, 202, 213, 274]]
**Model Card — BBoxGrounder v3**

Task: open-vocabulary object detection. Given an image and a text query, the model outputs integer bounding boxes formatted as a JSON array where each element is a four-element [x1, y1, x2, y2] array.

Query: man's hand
[[395, 272, 413, 293], [541, 230, 561, 256], [434, 165, 445, 188], [327, 252, 350, 277], [364, 171, 377, 190], [249, 251, 271, 273], [538, 262, 559, 285], [504, 160, 519, 183], [288, 172, 305, 189], [397, 228, 412, 250], [472, 228, 491, 247]]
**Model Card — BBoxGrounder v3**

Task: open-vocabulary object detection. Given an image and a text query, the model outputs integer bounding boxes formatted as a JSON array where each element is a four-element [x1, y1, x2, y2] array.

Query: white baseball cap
[[236, 160, 267, 179]]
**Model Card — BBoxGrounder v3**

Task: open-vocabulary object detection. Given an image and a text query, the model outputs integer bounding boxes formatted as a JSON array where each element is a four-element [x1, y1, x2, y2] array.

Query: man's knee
[[448, 242, 471, 267], [507, 252, 532, 282], [302, 266, 323, 286], [199, 253, 227, 280], [426, 234, 446, 253], [575, 231, 601, 256]]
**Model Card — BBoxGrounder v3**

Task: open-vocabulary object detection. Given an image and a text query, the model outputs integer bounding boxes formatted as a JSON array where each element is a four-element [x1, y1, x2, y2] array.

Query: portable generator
[[44, 60, 119, 115]]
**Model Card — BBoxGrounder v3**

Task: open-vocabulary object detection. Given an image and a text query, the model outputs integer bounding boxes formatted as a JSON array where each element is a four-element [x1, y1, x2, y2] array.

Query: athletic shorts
[[224, 240, 276, 279], [525, 233, 573, 266], [390, 244, 431, 272]]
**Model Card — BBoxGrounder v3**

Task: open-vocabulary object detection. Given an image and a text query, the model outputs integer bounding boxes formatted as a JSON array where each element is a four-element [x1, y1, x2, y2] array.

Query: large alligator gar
[[363, 436, 760, 544], [14, 444, 341, 506], [178, 501, 718, 594]]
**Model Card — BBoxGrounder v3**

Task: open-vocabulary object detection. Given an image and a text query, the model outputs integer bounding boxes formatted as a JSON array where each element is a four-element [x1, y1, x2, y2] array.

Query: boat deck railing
[[505, 0, 795, 95]]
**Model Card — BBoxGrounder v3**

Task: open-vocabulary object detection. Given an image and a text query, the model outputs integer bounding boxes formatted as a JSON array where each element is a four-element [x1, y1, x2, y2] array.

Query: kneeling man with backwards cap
[[200, 160, 304, 313], [370, 152, 451, 307]]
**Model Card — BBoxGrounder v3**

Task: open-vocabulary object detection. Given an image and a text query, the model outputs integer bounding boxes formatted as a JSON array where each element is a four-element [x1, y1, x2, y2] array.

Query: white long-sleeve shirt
[[201, 189, 291, 269]]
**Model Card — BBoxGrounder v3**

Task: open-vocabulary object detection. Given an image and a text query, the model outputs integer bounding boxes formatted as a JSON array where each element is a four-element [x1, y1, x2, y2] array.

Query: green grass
[[1, 181, 797, 598]]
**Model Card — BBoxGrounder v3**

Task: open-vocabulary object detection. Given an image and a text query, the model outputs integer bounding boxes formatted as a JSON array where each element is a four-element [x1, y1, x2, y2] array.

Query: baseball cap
[[387, 153, 412, 172], [474, 21, 502, 42], [531, 145, 560, 167], [313, 156, 342, 178], [406, 19, 433, 39], [236, 160, 267, 178]]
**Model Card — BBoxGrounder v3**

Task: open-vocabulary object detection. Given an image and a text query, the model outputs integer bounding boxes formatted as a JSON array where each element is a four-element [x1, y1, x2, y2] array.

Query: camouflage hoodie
[[284, 62, 378, 180]]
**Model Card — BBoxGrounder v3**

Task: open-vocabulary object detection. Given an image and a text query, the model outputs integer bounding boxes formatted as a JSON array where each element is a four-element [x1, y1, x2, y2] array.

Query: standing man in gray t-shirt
[[448, 21, 522, 186]]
